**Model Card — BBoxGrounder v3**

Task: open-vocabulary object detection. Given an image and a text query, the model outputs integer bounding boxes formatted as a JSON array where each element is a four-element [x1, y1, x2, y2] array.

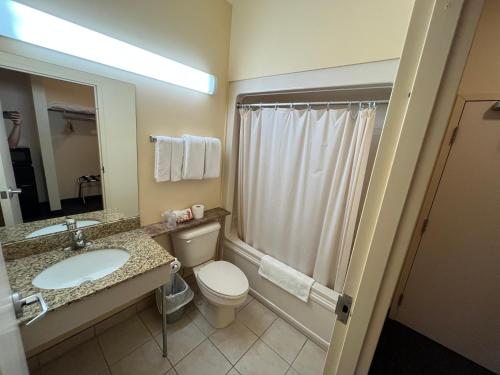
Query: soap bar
[[173, 208, 193, 223]]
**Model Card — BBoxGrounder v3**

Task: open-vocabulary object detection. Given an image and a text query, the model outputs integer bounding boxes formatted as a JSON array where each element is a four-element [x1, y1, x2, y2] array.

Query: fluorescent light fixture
[[0, 0, 217, 94]]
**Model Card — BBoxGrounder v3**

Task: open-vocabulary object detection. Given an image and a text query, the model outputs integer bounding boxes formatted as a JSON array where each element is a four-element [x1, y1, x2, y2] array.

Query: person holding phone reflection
[[2, 111, 22, 149]]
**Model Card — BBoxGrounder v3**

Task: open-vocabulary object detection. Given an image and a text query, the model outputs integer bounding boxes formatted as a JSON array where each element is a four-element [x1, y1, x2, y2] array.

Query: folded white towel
[[171, 137, 184, 182], [182, 135, 205, 180], [204, 137, 221, 179], [154, 136, 172, 182], [258, 255, 314, 303]]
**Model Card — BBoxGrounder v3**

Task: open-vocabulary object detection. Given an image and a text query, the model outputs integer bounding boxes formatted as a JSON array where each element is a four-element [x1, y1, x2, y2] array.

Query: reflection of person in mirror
[[2, 111, 22, 149]]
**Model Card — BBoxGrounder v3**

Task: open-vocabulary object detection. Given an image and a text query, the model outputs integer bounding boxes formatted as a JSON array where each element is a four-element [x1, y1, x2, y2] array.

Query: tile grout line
[[171, 334, 209, 370], [289, 337, 310, 373], [100, 314, 155, 369]]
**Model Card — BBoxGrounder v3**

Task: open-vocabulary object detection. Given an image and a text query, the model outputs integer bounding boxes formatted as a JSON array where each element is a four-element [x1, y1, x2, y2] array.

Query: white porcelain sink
[[32, 249, 129, 290], [26, 220, 101, 239]]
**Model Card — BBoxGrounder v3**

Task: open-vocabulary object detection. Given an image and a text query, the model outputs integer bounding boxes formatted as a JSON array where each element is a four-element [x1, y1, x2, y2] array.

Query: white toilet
[[171, 222, 249, 328]]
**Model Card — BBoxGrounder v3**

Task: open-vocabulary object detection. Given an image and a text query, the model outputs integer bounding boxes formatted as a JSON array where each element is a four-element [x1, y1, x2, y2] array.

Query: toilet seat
[[196, 261, 249, 300]]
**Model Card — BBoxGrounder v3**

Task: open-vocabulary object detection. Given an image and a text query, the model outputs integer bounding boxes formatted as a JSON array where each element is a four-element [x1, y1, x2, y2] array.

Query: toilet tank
[[171, 222, 221, 267]]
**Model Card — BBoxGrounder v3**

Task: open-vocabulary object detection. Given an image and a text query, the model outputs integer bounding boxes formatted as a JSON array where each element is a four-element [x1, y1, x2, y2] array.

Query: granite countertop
[[6, 228, 174, 323], [0, 209, 125, 245]]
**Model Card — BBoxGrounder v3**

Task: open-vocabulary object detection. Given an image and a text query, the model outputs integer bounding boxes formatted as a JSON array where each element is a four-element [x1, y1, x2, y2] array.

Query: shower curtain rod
[[236, 99, 389, 108]]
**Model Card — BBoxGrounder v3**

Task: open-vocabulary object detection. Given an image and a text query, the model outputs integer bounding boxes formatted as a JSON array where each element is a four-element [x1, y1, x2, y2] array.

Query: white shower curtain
[[237, 106, 376, 291]]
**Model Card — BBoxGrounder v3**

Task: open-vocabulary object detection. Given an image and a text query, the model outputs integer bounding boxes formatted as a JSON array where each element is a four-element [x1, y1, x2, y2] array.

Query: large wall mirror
[[0, 51, 138, 244]]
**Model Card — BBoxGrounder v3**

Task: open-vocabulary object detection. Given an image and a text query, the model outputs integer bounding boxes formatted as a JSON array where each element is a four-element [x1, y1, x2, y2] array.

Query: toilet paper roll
[[192, 204, 204, 219]]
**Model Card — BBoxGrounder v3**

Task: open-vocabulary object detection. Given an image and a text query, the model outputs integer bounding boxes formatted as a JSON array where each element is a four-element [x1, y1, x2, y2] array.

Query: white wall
[[228, 0, 415, 81], [42, 78, 100, 200], [0, 68, 48, 202], [2, 0, 232, 224]]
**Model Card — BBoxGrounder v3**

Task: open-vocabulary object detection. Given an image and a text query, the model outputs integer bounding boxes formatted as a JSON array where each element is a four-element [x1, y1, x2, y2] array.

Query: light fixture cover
[[0, 0, 217, 94]]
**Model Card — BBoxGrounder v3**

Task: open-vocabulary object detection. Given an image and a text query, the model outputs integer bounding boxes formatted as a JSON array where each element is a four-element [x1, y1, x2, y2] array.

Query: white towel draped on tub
[[182, 135, 205, 180], [204, 137, 221, 178], [258, 255, 314, 303], [154, 136, 172, 182]]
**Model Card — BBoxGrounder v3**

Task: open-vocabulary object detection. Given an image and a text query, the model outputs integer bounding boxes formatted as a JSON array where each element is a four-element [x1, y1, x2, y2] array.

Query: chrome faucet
[[65, 218, 90, 250]]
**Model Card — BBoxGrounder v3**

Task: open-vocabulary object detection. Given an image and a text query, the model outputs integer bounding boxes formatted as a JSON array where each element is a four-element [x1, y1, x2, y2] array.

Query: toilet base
[[195, 294, 235, 328]]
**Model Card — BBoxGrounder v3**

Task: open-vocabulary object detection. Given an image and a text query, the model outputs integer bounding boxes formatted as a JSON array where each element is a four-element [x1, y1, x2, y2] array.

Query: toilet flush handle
[[185, 240, 192, 243]]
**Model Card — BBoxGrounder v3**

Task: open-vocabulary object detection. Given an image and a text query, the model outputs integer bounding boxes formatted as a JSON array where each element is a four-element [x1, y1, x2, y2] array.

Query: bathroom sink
[[32, 249, 129, 290], [26, 220, 101, 238]]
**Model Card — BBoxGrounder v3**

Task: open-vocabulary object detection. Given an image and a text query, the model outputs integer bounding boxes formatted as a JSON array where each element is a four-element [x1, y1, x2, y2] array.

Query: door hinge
[[335, 293, 353, 324], [421, 218, 429, 234], [101, 166, 105, 174], [449, 126, 459, 146], [397, 293, 405, 307]]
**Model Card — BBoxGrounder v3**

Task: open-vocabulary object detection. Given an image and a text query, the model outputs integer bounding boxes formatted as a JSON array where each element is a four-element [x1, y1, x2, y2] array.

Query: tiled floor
[[32, 294, 327, 375]]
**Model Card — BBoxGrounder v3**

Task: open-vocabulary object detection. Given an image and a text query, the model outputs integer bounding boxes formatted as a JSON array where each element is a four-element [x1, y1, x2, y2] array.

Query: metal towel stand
[[161, 259, 181, 357]]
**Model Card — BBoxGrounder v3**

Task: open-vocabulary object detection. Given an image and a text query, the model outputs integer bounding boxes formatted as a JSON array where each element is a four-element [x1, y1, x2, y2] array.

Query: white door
[[0, 99, 23, 226], [395, 100, 500, 373], [0, 242, 28, 374]]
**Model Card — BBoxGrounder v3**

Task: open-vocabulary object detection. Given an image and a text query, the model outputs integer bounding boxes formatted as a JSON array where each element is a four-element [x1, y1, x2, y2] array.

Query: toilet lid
[[197, 261, 249, 297]]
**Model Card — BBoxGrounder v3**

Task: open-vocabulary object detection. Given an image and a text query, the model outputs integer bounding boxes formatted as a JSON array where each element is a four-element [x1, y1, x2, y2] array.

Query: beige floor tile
[[292, 340, 326, 375], [165, 369, 177, 375], [98, 315, 151, 365], [40, 338, 107, 375], [175, 339, 231, 375], [95, 306, 137, 335], [136, 293, 155, 312], [154, 316, 205, 365], [139, 306, 163, 336], [27, 355, 40, 373], [286, 367, 300, 375], [110, 339, 171, 375], [227, 368, 241, 375], [236, 299, 277, 336], [39, 327, 95, 366], [188, 308, 216, 336], [209, 320, 258, 364], [261, 318, 307, 364], [236, 294, 254, 313], [235, 340, 289, 375]]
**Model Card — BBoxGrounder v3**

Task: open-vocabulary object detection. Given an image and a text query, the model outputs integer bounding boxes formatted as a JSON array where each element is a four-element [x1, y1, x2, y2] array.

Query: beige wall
[[228, 0, 414, 81], [5, 0, 232, 225], [42, 78, 100, 200], [459, 0, 500, 95], [42, 78, 95, 108]]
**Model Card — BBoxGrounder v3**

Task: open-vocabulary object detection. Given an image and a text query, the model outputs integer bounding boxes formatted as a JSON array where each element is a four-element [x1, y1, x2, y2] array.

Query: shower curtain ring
[[274, 103, 278, 110]]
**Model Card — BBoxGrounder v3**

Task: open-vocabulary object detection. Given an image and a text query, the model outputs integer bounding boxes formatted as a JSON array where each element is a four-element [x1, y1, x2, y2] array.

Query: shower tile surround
[[28, 290, 327, 375]]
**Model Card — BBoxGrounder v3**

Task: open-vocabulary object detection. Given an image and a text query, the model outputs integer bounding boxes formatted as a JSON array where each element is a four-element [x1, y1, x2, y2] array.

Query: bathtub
[[222, 233, 338, 350]]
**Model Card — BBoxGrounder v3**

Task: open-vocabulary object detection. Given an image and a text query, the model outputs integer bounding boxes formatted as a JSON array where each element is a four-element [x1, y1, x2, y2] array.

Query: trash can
[[155, 273, 194, 323]]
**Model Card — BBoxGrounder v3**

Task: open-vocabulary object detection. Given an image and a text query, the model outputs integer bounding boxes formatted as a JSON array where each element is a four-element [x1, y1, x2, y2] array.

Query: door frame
[[324, 1, 484, 373]]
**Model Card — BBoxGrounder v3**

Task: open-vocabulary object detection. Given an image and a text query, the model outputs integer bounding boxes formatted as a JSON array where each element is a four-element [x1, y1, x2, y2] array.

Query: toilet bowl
[[194, 260, 249, 328], [171, 222, 249, 328]]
